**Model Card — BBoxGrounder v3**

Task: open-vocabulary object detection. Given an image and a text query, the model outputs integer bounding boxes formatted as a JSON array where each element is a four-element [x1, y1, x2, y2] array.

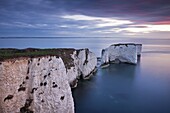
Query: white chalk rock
[[60, 49, 97, 87], [101, 48, 109, 65], [65, 51, 79, 88], [0, 57, 74, 113], [109, 44, 137, 64], [77, 49, 97, 79], [101, 43, 141, 65], [0, 48, 97, 113], [136, 44, 142, 56]]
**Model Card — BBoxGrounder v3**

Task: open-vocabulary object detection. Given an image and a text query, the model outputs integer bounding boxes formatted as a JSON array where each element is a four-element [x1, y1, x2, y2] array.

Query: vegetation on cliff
[[0, 48, 75, 63]]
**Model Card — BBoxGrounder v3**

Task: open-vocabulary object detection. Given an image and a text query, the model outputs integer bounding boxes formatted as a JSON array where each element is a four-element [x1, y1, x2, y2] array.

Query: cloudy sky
[[0, 0, 170, 37]]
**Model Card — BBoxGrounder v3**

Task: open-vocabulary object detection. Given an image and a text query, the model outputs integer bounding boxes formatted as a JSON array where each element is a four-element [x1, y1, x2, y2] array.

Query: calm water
[[0, 37, 170, 113], [73, 53, 170, 113]]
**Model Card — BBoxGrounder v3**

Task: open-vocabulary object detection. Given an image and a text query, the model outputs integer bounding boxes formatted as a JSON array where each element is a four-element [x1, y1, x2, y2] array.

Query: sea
[[0, 37, 170, 113]]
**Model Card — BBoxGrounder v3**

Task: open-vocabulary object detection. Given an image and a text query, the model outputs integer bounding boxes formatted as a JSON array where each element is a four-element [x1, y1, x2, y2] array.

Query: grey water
[[73, 53, 170, 113], [0, 37, 170, 113]]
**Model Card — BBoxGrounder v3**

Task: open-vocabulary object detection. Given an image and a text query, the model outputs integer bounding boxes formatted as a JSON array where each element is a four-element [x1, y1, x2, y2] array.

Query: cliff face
[[101, 44, 142, 65], [0, 49, 97, 113], [76, 49, 97, 79]]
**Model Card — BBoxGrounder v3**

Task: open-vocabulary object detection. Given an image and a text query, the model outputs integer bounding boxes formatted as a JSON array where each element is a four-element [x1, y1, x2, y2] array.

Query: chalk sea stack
[[101, 43, 142, 66]]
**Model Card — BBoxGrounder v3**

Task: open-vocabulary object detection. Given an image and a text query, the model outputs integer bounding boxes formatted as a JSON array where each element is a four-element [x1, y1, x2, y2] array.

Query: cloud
[[0, 0, 170, 37], [61, 15, 133, 28], [60, 14, 170, 34], [48, 0, 170, 22], [121, 24, 170, 33], [1, 0, 170, 23]]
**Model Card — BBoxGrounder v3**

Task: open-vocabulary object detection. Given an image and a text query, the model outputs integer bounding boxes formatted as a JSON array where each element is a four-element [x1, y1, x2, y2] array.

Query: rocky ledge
[[101, 43, 142, 66], [0, 48, 97, 113]]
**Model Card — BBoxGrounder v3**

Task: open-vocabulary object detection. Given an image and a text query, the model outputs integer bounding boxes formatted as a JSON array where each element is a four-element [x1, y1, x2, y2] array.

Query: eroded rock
[[0, 48, 97, 113], [0, 57, 74, 113], [101, 43, 142, 66]]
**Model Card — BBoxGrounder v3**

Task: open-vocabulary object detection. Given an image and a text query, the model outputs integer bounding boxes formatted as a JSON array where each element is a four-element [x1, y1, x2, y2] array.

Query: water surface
[[73, 53, 170, 113]]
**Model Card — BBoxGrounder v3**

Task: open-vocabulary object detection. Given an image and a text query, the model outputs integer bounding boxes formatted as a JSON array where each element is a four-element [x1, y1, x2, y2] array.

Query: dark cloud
[[1, 0, 170, 22], [0, 0, 170, 36], [47, 0, 170, 21]]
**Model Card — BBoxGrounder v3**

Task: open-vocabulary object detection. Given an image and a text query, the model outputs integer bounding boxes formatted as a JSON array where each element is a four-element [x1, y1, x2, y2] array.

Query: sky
[[0, 0, 170, 38]]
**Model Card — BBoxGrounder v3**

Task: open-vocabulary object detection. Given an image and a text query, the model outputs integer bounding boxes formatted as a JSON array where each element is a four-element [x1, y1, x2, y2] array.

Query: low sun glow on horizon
[[61, 14, 170, 36]]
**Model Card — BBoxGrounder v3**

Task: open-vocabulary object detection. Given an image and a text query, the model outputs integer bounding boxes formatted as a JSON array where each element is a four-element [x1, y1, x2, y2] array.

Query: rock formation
[[101, 43, 142, 66], [136, 44, 142, 56], [0, 48, 97, 113]]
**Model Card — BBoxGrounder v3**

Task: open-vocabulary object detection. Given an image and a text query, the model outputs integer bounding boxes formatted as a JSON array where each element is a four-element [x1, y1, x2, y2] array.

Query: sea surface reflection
[[72, 53, 170, 113]]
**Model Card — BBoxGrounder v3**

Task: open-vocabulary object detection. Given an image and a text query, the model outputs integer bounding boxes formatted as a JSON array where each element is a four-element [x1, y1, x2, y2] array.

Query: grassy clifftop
[[0, 48, 75, 62]]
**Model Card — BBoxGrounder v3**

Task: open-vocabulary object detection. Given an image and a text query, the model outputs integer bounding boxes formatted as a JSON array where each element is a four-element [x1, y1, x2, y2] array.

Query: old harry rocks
[[101, 43, 142, 66]]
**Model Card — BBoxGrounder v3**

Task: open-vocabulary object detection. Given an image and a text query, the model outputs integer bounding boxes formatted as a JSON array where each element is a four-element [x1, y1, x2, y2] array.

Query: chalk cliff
[[0, 48, 97, 113], [101, 43, 142, 65]]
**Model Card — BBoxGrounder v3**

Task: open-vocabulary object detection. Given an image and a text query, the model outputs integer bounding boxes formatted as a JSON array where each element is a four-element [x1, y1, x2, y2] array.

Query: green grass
[[0, 48, 75, 61]]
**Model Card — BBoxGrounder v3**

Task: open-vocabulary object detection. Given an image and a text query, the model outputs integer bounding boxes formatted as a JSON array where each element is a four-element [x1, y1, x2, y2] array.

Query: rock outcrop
[[76, 49, 97, 79], [101, 43, 142, 66], [136, 44, 142, 56], [0, 48, 97, 113]]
